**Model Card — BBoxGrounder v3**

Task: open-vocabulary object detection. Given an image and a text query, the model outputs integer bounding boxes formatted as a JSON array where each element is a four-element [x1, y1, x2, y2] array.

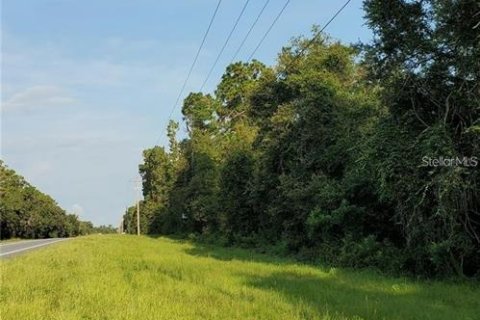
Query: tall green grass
[[1, 235, 478, 319]]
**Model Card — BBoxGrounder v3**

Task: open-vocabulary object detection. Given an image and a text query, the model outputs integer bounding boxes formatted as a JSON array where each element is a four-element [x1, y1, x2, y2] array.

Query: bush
[[338, 235, 406, 274]]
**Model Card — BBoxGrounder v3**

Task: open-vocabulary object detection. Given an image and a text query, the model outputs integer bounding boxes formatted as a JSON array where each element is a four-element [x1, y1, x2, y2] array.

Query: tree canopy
[[124, 0, 479, 278], [1, 161, 99, 239]]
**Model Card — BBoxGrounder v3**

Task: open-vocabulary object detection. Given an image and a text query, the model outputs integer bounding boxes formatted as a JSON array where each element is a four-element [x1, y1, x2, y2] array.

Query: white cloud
[[1, 32, 202, 225], [2, 30, 197, 91], [3, 131, 133, 152], [2, 85, 77, 112]]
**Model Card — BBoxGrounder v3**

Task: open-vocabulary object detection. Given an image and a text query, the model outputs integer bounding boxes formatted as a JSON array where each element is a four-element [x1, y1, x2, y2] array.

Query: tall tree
[[363, 0, 480, 276]]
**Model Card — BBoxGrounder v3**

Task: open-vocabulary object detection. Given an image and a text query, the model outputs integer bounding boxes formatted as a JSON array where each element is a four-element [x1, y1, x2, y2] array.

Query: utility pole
[[127, 177, 142, 235], [119, 217, 123, 234], [134, 177, 141, 236]]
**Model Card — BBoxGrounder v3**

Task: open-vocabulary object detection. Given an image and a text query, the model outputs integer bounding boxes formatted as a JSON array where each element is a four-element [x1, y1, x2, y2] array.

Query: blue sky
[[1, 0, 372, 226]]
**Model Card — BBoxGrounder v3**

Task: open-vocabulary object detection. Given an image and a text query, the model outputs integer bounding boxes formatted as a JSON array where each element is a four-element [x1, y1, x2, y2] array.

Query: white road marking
[[0, 239, 70, 257], [0, 239, 50, 247]]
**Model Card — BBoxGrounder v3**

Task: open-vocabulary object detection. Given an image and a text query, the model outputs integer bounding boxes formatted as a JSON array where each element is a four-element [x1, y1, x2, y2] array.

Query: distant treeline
[[93, 224, 118, 234], [123, 0, 479, 278], [0, 161, 108, 239]]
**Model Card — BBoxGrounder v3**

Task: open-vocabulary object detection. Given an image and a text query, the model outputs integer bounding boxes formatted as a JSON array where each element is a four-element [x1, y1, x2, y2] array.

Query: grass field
[[1, 235, 478, 320]]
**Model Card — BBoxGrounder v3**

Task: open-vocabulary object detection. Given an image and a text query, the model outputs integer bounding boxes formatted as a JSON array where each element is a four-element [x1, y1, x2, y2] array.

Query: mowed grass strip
[[0, 235, 478, 320]]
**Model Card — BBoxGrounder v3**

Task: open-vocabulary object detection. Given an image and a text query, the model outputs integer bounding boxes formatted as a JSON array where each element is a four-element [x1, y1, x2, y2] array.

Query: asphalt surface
[[0, 238, 69, 259]]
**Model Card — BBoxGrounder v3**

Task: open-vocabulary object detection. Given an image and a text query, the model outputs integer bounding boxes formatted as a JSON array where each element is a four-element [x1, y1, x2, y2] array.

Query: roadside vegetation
[[0, 161, 90, 239], [1, 235, 479, 320], [0, 161, 116, 240], [123, 0, 480, 278]]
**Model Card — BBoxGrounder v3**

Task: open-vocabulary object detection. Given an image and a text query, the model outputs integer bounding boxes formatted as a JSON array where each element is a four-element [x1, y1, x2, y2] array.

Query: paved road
[[0, 238, 69, 259]]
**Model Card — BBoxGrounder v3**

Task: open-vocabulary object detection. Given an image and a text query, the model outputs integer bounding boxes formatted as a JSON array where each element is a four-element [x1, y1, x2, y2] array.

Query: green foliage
[[90, 224, 117, 234], [0, 161, 92, 239], [219, 150, 255, 236], [129, 4, 479, 278], [362, 0, 480, 277]]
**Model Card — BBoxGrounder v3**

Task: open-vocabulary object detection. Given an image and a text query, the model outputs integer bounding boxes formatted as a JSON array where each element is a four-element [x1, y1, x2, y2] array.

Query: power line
[[155, 0, 222, 146], [230, 0, 271, 64], [156, 0, 352, 146], [295, 0, 353, 59], [200, 0, 251, 91], [167, 0, 223, 121], [247, 0, 291, 61], [230, 0, 270, 64]]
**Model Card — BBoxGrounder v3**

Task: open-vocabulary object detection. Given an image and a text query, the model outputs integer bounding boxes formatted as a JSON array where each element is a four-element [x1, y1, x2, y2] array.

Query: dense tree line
[[93, 224, 118, 234], [124, 0, 479, 277], [0, 161, 95, 239]]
